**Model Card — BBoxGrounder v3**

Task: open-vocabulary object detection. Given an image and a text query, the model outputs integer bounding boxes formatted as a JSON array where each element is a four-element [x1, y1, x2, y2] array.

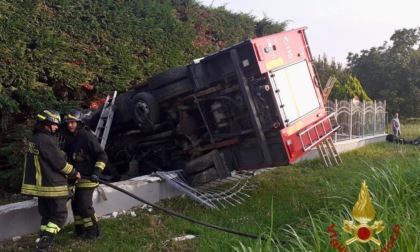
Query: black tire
[[152, 78, 193, 102], [131, 92, 160, 130], [149, 66, 189, 90], [186, 167, 220, 187], [183, 150, 216, 175]]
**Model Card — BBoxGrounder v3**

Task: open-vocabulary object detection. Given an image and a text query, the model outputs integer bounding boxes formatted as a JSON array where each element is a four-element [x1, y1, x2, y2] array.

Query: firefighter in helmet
[[21, 108, 81, 252], [62, 109, 108, 239]]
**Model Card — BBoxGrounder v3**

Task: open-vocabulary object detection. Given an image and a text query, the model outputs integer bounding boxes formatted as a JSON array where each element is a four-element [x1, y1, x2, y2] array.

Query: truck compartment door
[[269, 60, 321, 127]]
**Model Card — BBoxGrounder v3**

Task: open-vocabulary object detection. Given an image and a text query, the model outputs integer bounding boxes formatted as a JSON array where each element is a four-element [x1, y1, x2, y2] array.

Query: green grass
[[1, 123, 419, 251], [390, 121, 419, 140]]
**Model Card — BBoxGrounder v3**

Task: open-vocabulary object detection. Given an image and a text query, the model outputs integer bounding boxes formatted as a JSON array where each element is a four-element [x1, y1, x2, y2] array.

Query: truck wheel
[[152, 78, 193, 102], [132, 92, 160, 130], [183, 150, 216, 175], [149, 66, 189, 90], [186, 167, 219, 187]]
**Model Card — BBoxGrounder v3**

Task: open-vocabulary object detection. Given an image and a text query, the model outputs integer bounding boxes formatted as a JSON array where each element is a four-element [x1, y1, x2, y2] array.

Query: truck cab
[[84, 27, 339, 185]]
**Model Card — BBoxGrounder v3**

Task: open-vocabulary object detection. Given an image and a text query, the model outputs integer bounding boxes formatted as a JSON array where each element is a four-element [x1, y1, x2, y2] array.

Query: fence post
[[349, 99, 352, 140], [374, 100, 377, 135], [335, 99, 338, 142], [384, 100, 387, 134], [362, 101, 365, 138]]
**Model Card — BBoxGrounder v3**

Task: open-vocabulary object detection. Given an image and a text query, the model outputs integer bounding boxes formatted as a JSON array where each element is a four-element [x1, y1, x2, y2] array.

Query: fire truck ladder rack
[[322, 76, 336, 104], [156, 170, 257, 209], [95, 91, 117, 149], [316, 136, 342, 167], [298, 113, 342, 167]]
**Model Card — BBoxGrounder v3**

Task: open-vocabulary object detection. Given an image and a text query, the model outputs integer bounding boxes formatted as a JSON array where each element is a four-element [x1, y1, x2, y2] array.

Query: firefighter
[[62, 109, 108, 240], [21, 108, 81, 252]]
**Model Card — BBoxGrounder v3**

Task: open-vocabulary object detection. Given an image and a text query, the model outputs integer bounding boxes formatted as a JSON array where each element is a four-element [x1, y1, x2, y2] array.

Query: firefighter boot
[[85, 224, 102, 240], [74, 224, 85, 237], [38, 230, 46, 239], [34, 231, 55, 252], [85, 217, 102, 240]]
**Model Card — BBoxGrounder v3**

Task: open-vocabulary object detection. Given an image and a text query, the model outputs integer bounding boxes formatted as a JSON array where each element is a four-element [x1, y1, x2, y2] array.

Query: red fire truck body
[[85, 27, 339, 185]]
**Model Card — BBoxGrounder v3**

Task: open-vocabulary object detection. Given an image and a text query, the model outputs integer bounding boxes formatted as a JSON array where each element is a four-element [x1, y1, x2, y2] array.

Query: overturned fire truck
[[83, 27, 340, 186]]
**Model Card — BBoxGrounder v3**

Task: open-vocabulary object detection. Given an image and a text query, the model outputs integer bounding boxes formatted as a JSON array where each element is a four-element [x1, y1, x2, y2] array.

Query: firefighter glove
[[90, 174, 99, 183], [68, 167, 78, 180]]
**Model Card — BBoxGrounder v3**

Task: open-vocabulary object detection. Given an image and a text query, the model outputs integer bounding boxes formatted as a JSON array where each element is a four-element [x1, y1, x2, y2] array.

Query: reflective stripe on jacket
[[21, 130, 74, 198]]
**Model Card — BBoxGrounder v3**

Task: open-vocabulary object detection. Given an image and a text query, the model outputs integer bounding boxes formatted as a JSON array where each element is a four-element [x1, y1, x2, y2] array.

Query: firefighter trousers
[[71, 187, 100, 238], [37, 197, 68, 234]]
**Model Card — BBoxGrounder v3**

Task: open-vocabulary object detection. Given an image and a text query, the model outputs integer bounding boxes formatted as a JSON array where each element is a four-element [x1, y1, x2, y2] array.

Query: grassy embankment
[[1, 123, 419, 251]]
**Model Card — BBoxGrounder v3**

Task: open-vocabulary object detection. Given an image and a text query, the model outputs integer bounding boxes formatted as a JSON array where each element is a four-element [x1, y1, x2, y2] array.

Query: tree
[[329, 75, 371, 101], [313, 55, 371, 101], [314, 54, 349, 87], [348, 28, 420, 118]]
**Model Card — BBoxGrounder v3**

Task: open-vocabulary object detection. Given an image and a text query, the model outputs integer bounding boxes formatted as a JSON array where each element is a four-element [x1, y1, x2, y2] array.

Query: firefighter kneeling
[[62, 109, 108, 240]]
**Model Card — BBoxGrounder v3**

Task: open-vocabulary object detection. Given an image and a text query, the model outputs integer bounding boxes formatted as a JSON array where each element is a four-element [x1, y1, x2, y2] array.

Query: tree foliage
[[315, 28, 420, 118], [348, 28, 420, 118], [313, 55, 371, 101]]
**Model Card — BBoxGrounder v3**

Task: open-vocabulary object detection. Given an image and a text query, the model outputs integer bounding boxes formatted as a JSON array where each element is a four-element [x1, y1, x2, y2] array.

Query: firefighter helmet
[[63, 109, 83, 123], [37, 108, 61, 125]]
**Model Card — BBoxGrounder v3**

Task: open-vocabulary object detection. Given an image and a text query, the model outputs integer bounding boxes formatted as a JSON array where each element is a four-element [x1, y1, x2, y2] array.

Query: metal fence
[[325, 100, 387, 142]]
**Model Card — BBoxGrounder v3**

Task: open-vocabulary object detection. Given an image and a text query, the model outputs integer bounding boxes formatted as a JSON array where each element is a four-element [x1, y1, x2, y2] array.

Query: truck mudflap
[[281, 113, 340, 163]]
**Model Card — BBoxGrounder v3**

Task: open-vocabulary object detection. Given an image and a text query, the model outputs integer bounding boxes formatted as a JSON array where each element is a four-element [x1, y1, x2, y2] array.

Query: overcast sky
[[198, 0, 419, 66]]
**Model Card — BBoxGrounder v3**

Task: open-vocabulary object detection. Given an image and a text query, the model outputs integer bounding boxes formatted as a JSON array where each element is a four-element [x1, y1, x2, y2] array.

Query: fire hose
[[93, 177, 286, 244]]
